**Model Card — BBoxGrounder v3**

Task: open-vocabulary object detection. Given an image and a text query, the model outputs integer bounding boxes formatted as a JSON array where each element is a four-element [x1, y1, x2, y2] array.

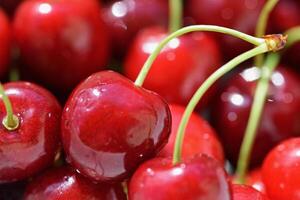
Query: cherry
[[244, 169, 266, 194], [185, 0, 265, 59], [0, 81, 61, 183], [159, 104, 224, 164], [24, 166, 127, 200], [262, 138, 300, 200], [124, 26, 221, 110], [102, 0, 168, 59], [0, 9, 11, 78], [232, 184, 269, 200], [129, 154, 232, 200], [212, 65, 300, 167], [61, 70, 171, 183], [13, 0, 110, 93]]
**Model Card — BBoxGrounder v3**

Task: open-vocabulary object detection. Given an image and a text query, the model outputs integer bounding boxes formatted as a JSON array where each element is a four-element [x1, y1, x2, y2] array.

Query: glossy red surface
[[61, 70, 171, 183], [124, 27, 221, 110], [186, 0, 265, 59], [262, 138, 300, 200], [24, 166, 127, 200], [245, 169, 266, 194], [0, 82, 61, 183], [129, 154, 232, 200], [159, 104, 224, 164], [212, 66, 300, 167], [0, 9, 11, 78], [102, 0, 168, 58], [232, 184, 269, 200], [13, 0, 110, 93]]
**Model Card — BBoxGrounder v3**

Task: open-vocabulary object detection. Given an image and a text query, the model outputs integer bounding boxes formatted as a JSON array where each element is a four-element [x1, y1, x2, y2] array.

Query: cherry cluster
[[0, 0, 299, 199]]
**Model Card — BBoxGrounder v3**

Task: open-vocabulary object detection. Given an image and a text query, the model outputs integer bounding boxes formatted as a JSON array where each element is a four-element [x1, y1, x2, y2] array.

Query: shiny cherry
[[124, 27, 221, 110], [24, 166, 126, 200], [13, 0, 110, 93], [185, 0, 264, 59], [61, 70, 171, 183], [232, 184, 269, 200], [102, 0, 168, 58], [0, 82, 61, 183], [129, 154, 232, 200], [0, 9, 11, 78], [212, 66, 300, 167], [245, 169, 266, 194], [159, 104, 224, 164], [262, 138, 300, 200]]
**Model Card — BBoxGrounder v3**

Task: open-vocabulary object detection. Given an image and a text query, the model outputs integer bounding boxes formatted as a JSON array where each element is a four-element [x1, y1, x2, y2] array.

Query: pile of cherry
[[0, 0, 299, 199]]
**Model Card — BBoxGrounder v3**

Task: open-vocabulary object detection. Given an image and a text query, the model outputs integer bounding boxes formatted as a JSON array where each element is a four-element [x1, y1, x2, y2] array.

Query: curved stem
[[135, 25, 266, 87], [0, 84, 19, 131], [172, 44, 270, 165], [285, 26, 300, 48], [254, 0, 279, 67], [235, 53, 280, 183], [169, 0, 182, 32]]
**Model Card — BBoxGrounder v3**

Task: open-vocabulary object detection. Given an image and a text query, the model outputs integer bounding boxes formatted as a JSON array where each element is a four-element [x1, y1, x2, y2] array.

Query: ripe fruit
[[244, 169, 266, 194], [61, 70, 171, 182], [232, 184, 269, 200], [0, 9, 11, 78], [0, 82, 61, 183]]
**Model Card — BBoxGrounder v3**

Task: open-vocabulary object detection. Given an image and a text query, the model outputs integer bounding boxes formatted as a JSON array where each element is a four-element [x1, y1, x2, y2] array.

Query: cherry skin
[[212, 66, 300, 167], [244, 169, 266, 194], [185, 0, 264, 59], [232, 184, 269, 200], [61, 70, 171, 183], [13, 0, 110, 93], [124, 26, 221, 110], [159, 104, 225, 164], [0, 82, 61, 183], [23, 166, 127, 200], [0, 9, 11, 78], [129, 154, 232, 200], [102, 0, 168, 58], [262, 138, 300, 200]]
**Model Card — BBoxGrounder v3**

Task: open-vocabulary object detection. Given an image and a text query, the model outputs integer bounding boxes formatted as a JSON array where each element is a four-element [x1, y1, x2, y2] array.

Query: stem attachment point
[[263, 34, 287, 52], [2, 114, 19, 131]]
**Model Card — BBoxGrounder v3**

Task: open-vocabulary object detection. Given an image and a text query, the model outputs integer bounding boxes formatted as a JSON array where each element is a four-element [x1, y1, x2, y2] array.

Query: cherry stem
[[0, 84, 19, 131], [285, 26, 300, 48], [169, 0, 183, 32], [235, 53, 279, 183], [172, 44, 270, 165], [254, 0, 279, 67], [134, 25, 266, 87]]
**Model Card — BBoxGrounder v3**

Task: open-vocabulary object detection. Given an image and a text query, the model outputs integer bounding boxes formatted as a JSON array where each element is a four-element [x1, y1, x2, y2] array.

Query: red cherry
[[129, 154, 232, 200], [0, 9, 11, 78], [61, 70, 171, 183], [13, 0, 110, 93], [262, 138, 300, 200], [212, 66, 300, 167], [159, 104, 225, 164], [232, 184, 269, 200], [185, 0, 264, 59], [24, 166, 127, 200], [124, 27, 221, 110], [0, 82, 61, 183], [245, 169, 266, 194], [102, 0, 168, 58]]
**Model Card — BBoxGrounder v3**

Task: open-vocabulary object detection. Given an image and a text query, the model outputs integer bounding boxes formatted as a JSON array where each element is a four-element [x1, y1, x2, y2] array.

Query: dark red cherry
[[159, 104, 225, 164], [13, 0, 110, 93], [129, 154, 232, 200], [0, 9, 11, 78], [124, 27, 221, 110], [212, 66, 300, 167], [102, 0, 168, 58], [24, 166, 127, 200], [0, 82, 61, 183], [185, 0, 265, 59], [262, 138, 300, 200], [232, 184, 269, 200], [61, 70, 171, 183]]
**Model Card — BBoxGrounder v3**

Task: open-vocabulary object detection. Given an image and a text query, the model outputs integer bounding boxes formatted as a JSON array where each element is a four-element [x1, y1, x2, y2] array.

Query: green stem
[[135, 25, 266, 87], [254, 0, 279, 67], [169, 0, 183, 32], [0, 84, 19, 131], [235, 53, 280, 183], [285, 26, 300, 48], [172, 44, 270, 165]]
